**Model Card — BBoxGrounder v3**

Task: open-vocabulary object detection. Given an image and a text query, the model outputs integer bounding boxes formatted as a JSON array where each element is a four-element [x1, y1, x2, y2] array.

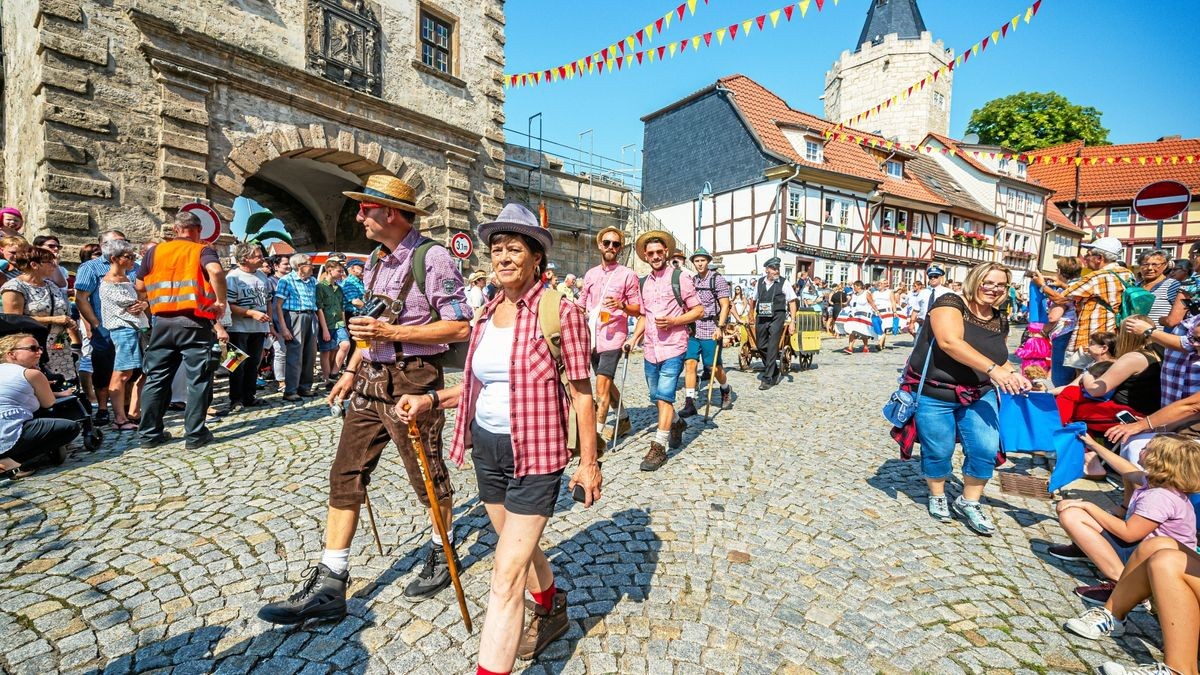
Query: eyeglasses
[[980, 282, 1010, 291], [358, 202, 386, 215], [11, 345, 42, 354], [600, 240, 622, 249], [645, 250, 666, 258]]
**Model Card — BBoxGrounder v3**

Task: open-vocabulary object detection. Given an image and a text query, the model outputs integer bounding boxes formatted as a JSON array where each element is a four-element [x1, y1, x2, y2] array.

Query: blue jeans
[[644, 354, 685, 404], [1050, 332, 1074, 387], [914, 390, 1000, 481]]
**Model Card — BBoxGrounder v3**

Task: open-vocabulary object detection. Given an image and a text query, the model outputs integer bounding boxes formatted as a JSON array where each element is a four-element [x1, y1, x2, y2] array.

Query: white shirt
[[911, 285, 954, 321], [471, 316, 514, 435]]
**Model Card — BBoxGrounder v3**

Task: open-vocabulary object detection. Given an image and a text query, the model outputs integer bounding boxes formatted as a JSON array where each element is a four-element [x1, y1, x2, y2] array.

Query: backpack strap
[[538, 289, 578, 453], [670, 268, 685, 311]]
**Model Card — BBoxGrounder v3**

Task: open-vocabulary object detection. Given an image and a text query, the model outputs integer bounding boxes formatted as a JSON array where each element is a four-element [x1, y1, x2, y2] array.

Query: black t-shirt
[[1111, 349, 1162, 414], [830, 290, 847, 306], [909, 293, 1009, 402]]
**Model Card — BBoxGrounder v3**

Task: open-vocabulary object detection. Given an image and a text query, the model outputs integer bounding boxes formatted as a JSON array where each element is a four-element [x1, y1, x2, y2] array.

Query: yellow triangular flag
[[688, 0, 697, 15], [665, 11, 672, 28], [716, 27, 726, 45], [606, 58, 614, 72], [692, 35, 701, 50], [1138, 157, 1147, 165], [645, 24, 654, 42], [940, 66, 948, 76], [770, 9, 780, 26], [1073, 157, 1083, 166], [648, 49, 655, 62], [624, 54, 633, 68], [955, 55, 963, 67], [743, 19, 753, 35], [992, 30, 1000, 44], [1024, 7, 1033, 22], [971, 43, 980, 57], [799, 0, 811, 18], [627, 35, 635, 50], [669, 42, 677, 57]]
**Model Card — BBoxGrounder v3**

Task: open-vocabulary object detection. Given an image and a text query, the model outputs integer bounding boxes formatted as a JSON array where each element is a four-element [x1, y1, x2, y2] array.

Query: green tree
[[965, 91, 1110, 152]]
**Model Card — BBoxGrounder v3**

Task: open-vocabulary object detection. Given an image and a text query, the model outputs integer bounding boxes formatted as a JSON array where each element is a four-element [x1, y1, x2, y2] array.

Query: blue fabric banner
[[1028, 280, 1048, 324], [1048, 422, 1090, 492], [998, 392, 1060, 452]]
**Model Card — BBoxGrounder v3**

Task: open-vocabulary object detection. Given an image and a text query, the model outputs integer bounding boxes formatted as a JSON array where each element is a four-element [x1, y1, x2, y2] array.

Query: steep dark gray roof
[[856, 0, 927, 51]]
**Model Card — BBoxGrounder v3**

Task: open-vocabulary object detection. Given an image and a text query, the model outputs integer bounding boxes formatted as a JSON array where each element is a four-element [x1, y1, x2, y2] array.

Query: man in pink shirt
[[581, 226, 642, 445], [624, 230, 703, 472]]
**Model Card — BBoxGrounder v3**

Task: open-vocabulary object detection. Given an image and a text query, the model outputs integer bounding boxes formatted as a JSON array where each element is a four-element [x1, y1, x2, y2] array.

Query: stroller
[[1, 313, 103, 453]]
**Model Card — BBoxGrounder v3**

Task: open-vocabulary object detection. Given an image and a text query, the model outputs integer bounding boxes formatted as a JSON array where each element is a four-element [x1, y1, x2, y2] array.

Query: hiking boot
[[1064, 606, 1125, 640], [517, 592, 569, 661], [927, 495, 951, 522], [719, 385, 733, 410], [951, 496, 995, 536], [257, 563, 349, 625], [758, 380, 772, 390], [679, 397, 698, 418], [1099, 662, 1175, 675], [668, 417, 686, 449], [601, 416, 633, 442], [404, 545, 455, 598], [640, 442, 667, 472], [1048, 542, 1089, 561]]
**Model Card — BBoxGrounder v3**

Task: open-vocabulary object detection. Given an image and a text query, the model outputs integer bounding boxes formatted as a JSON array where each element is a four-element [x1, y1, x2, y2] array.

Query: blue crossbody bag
[[882, 337, 935, 428]]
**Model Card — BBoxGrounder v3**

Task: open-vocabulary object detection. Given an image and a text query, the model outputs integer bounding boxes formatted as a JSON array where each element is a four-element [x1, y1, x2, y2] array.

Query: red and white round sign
[[1133, 181, 1191, 221], [449, 232, 473, 259], [180, 202, 223, 244]]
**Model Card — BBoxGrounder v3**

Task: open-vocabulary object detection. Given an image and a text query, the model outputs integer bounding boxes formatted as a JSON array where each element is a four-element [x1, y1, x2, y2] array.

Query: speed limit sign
[[449, 232, 473, 259]]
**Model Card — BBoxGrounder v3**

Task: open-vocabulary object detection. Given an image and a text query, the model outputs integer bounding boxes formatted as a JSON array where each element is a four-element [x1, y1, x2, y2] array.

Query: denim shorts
[[1104, 531, 1139, 564], [109, 326, 143, 372], [914, 390, 1000, 481], [644, 353, 685, 404], [319, 326, 350, 352], [685, 337, 722, 368]]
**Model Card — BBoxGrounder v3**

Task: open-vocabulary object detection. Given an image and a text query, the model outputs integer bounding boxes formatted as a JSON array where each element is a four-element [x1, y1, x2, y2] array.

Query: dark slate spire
[[855, 0, 927, 51]]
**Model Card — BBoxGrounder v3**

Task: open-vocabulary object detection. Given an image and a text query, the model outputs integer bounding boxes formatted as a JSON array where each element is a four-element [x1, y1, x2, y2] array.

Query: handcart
[[790, 309, 822, 371], [737, 320, 795, 374]]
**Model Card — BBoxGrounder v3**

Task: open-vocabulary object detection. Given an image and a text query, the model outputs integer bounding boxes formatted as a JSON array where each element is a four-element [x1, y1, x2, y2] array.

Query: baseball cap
[[1080, 236, 1123, 258]]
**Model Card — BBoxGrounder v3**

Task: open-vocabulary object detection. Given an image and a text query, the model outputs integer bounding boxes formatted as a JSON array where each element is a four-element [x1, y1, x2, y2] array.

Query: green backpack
[[1098, 269, 1155, 325]]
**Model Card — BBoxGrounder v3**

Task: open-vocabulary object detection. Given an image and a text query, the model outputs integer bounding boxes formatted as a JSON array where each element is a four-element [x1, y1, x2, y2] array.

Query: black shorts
[[590, 348, 622, 379], [470, 421, 563, 517]]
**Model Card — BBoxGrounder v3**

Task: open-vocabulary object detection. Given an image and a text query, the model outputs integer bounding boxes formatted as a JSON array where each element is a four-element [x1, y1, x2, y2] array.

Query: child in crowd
[[1049, 433, 1200, 606], [1015, 322, 1052, 371]]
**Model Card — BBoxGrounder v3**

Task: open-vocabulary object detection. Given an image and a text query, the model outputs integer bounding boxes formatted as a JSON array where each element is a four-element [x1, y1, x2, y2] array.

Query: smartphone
[[1115, 410, 1137, 425], [571, 484, 586, 503]]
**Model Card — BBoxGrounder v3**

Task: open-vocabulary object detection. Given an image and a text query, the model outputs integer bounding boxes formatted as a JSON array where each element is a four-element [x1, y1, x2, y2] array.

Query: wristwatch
[[1142, 327, 1156, 339]]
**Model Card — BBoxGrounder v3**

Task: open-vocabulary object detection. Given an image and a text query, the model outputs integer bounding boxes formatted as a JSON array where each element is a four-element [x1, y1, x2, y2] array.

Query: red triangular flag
[[907, 86, 913, 96], [636, 29, 644, 45], [615, 58, 623, 70], [677, 4, 685, 20], [784, 5, 794, 20], [544, 69, 551, 81], [618, 41, 625, 55], [703, 32, 712, 46], [933, 70, 940, 81], [586, 54, 593, 68], [636, 52, 643, 64], [509, 75, 518, 87], [657, 46, 666, 59], [729, 24, 738, 39], [680, 39, 688, 52], [963, 49, 970, 62], [981, 36, 989, 50], [1032, 0, 1042, 16], [1001, 22, 1010, 37], [601, 48, 608, 61], [947, 60, 955, 71], [656, 17, 664, 33], [558, 66, 566, 79], [756, 15, 765, 30], [815, 0, 824, 10]]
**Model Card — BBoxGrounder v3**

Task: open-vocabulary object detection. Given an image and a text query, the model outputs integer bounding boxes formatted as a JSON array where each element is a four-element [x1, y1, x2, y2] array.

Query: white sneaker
[[1064, 606, 1125, 640], [1099, 662, 1177, 675]]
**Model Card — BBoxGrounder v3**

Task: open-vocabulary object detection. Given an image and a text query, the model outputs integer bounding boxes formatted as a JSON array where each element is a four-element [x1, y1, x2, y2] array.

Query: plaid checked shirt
[[1065, 263, 1133, 352], [450, 282, 591, 478], [693, 272, 730, 340], [274, 272, 319, 311], [1161, 311, 1200, 407]]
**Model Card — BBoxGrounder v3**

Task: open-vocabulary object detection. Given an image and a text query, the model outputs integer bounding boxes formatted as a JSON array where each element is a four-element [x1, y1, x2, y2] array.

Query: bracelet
[[1144, 413, 1156, 431], [342, 368, 357, 376], [985, 363, 998, 375], [428, 389, 440, 410]]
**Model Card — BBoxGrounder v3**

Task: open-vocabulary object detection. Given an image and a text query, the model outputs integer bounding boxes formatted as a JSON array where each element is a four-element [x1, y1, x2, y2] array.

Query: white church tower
[[823, 0, 953, 144]]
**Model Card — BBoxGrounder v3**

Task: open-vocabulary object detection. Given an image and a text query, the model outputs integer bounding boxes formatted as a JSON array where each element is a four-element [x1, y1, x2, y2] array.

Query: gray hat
[[764, 256, 782, 269], [477, 203, 553, 251]]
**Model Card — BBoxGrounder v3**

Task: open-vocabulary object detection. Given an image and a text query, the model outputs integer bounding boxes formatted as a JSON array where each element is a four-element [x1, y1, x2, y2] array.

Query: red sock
[[476, 666, 509, 675], [530, 582, 556, 610]]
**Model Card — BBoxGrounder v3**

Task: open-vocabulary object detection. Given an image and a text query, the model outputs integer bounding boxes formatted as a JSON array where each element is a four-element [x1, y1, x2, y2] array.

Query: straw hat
[[634, 229, 676, 263], [343, 175, 430, 216], [594, 226, 625, 248], [477, 203, 553, 251], [467, 270, 487, 284]]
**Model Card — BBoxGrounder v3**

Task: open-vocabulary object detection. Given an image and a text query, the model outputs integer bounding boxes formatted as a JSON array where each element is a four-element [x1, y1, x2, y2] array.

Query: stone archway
[[210, 123, 438, 252]]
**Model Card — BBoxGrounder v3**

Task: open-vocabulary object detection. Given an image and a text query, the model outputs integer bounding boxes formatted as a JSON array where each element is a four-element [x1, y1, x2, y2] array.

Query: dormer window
[[1017, 162, 1027, 177], [998, 158, 1010, 173], [885, 160, 903, 178], [805, 139, 823, 163]]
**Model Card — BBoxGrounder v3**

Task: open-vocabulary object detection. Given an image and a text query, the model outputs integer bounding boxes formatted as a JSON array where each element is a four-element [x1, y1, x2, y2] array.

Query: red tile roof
[[718, 75, 948, 207], [1027, 138, 1200, 204], [1045, 203, 1084, 233]]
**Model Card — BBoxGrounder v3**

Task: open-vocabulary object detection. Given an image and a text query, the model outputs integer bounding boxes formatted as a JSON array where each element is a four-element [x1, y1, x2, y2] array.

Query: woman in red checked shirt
[[397, 203, 600, 675]]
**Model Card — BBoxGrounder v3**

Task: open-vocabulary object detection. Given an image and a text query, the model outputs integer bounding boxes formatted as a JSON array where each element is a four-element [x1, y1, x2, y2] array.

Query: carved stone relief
[[305, 0, 382, 96]]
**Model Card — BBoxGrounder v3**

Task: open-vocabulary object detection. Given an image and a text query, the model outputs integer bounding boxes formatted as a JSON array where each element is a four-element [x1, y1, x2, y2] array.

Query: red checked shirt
[[450, 282, 591, 478]]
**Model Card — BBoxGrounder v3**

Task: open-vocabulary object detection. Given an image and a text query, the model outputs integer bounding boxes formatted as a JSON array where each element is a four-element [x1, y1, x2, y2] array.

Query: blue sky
[[503, 0, 1200, 182]]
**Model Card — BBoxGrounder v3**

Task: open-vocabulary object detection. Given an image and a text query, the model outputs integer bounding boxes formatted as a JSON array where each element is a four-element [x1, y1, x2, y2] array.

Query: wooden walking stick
[[363, 491, 384, 556], [702, 339, 723, 423], [404, 404, 472, 632]]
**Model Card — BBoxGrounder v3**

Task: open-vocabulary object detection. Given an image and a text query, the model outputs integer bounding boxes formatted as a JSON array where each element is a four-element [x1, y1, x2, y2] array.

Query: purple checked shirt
[[364, 228, 469, 362]]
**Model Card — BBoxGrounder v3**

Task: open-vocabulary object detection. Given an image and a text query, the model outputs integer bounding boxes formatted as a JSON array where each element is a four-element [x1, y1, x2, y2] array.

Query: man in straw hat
[[623, 230, 703, 471], [466, 269, 488, 314], [259, 175, 470, 625], [680, 247, 732, 416], [580, 225, 641, 444]]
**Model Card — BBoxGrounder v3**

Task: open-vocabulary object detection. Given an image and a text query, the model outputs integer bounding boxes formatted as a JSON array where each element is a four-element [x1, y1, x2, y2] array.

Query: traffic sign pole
[[1156, 220, 1163, 249]]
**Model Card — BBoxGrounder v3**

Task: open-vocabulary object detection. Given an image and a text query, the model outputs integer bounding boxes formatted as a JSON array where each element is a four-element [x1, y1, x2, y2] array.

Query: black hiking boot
[[679, 397, 698, 418], [257, 563, 349, 625], [404, 545, 456, 599]]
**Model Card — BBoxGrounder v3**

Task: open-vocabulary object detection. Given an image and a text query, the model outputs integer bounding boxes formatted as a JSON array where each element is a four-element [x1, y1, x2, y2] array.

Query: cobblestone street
[[0, 338, 1170, 674]]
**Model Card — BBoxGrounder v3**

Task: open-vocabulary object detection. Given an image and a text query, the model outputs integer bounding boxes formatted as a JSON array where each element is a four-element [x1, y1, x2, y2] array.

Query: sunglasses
[[11, 345, 42, 353], [358, 202, 387, 215], [600, 240, 622, 249], [44, 243, 61, 250]]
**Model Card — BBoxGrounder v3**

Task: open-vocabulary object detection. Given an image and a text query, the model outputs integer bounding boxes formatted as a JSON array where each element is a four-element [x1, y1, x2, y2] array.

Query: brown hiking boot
[[640, 441, 668, 472], [600, 416, 632, 442], [517, 593, 568, 660], [669, 416, 686, 448]]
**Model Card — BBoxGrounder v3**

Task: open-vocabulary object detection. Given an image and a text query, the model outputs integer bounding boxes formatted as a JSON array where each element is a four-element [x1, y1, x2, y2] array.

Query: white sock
[[320, 547, 350, 574], [432, 528, 455, 547], [721, 384, 731, 393], [655, 429, 670, 446], [597, 422, 606, 433], [685, 388, 696, 399]]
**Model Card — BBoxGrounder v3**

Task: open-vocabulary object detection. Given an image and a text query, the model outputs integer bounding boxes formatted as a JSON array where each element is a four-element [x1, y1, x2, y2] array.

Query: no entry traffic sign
[[449, 232, 473, 259], [180, 202, 222, 244], [1133, 181, 1191, 222]]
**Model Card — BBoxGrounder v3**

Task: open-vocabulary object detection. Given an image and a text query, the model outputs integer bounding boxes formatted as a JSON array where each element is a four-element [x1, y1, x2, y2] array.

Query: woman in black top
[[910, 262, 1031, 535]]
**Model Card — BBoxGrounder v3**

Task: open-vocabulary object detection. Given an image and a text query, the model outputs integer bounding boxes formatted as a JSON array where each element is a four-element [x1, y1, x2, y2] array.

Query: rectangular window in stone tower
[[420, 8, 454, 74], [933, 91, 945, 110]]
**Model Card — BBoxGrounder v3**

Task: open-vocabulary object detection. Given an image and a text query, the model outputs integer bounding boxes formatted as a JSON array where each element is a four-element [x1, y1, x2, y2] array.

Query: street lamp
[[696, 181, 712, 253]]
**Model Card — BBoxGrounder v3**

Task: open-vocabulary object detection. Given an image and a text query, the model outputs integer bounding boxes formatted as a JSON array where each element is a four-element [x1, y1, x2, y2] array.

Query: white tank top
[[0, 363, 37, 452], [471, 316, 514, 435]]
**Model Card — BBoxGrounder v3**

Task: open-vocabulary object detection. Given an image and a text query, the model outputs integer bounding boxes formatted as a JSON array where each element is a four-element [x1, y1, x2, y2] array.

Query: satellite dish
[[963, 133, 981, 144]]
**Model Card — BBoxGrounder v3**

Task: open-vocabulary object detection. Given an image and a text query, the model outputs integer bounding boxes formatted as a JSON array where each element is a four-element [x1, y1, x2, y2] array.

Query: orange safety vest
[[144, 239, 217, 319]]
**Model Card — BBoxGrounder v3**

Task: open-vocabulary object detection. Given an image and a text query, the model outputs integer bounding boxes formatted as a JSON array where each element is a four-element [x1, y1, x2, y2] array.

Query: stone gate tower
[[823, 0, 952, 144]]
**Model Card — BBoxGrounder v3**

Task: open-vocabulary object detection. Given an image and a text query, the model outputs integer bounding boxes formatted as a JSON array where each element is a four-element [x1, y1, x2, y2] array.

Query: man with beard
[[624, 231, 703, 472], [679, 248, 732, 416], [580, 226, 641, 445], [750, 257, 797, 390]]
